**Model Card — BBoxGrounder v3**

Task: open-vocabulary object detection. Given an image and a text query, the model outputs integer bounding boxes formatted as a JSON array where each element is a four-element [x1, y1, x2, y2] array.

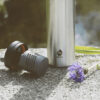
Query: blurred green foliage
[[76, 0, 100, 46], [76, 0, 100, 15], [0, 0, 47, 48], [0, 0, 100, 48]]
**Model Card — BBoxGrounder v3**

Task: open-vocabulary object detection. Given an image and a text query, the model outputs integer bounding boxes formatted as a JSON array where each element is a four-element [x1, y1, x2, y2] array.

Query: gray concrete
[[0, 49, 100, 100]]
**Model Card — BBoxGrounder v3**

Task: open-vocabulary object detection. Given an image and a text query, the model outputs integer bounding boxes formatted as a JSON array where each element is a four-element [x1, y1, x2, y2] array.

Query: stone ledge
[[0, 49, 100, 100]]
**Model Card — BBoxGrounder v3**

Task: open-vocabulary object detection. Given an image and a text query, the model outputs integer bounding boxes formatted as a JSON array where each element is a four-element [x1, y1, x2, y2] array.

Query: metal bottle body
[[47, 0, 75, 67]]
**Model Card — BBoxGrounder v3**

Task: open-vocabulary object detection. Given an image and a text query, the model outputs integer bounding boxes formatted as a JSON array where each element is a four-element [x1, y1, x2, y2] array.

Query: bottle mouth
[[20, 44, 26, 53]]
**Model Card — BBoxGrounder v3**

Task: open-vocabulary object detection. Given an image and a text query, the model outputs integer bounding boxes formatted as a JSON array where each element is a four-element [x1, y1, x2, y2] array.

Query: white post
[[47, 0, 75, 67]]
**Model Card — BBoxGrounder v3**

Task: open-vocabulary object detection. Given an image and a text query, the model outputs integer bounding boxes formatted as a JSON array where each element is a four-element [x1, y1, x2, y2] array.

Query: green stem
[[75, 46, 100, 54]]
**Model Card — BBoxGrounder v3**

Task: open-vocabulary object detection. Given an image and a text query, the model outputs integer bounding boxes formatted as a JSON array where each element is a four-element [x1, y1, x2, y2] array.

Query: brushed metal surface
[[47, 0, 75, 67]]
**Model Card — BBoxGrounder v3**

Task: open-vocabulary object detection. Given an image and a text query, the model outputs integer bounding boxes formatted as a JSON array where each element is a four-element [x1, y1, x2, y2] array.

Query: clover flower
[[68, 62, 100, 83], [68, 63, 85, 82]]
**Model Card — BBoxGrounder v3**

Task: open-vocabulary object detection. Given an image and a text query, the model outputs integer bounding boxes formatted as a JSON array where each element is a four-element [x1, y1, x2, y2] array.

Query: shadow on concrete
[[0, 65, 68, 100]]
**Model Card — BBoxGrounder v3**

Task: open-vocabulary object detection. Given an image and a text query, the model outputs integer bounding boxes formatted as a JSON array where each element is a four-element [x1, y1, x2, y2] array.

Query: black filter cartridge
[[4, 41, 48, 77], [19, 51, 48, 77]]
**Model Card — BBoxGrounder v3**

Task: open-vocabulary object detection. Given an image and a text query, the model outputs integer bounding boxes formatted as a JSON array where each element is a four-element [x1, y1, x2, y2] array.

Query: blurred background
[[0, 0, 100, 48]]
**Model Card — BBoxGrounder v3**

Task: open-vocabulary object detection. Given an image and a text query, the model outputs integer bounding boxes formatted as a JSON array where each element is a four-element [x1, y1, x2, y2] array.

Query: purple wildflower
[[68, 63, 85, 82]]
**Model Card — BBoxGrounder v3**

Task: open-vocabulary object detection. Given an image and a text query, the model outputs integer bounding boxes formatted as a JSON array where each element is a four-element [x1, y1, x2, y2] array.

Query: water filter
[[47, 0, 75, 67]]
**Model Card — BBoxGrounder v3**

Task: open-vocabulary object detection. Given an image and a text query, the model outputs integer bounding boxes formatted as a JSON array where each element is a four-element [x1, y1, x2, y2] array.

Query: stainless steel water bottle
[[47, 0, 75, 67]]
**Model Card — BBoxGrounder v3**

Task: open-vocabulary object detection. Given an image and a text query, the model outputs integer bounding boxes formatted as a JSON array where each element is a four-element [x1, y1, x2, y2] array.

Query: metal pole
[[47, 0, 75, 67]]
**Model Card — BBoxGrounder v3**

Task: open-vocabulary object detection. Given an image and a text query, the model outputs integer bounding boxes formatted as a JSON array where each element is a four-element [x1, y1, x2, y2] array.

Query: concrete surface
[[0, 49, 100, 100]]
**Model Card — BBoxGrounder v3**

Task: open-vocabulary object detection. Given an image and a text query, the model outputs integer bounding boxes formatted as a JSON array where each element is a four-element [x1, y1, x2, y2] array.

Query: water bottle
[[47, 0, 75, 67]]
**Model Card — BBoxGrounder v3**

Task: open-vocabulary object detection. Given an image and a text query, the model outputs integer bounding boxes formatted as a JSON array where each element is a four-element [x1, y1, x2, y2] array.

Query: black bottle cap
[[4, 41, 28, 71]]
